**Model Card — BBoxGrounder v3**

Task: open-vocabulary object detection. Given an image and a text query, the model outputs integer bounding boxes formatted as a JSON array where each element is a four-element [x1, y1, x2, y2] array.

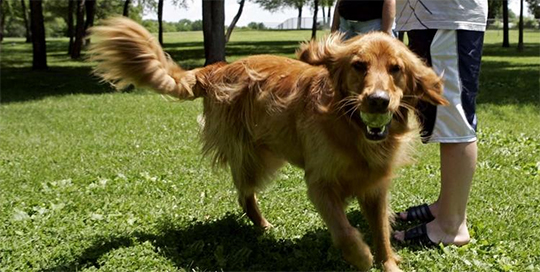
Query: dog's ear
[[404, 51, 448, 106], [296, 33, 346, 67]]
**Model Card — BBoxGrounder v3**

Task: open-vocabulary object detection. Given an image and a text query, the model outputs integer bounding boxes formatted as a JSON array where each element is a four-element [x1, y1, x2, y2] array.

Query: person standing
[[393, 0, 488, 246], [331, 0, 396, 38]]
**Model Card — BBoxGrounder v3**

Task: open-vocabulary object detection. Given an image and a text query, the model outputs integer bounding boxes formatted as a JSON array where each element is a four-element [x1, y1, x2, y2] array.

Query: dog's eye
[[352, 61, 368, 73], [389, 65, 401, 73]]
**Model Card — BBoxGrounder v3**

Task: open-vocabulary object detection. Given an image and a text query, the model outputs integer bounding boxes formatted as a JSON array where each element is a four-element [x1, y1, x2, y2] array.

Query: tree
[[292, 0, 307, 29], [29, 0, 47, 69], [525, 0, 540, 18], [226, 0, 245, 43], [488, 0, 503, 19], [202, 0, 226, 65], [311, 0, 318, 39], [255, 0, 308, 29], [158, 0, 163, 45], [320, 0, 334, 28], [68, 0, 74, 54], [123, 0, 131, 17], [503, 0, 510, 47], [71, 0, 85, 59], [518, 0, 524, 52], [84, 0, 96, 46], [20, 0, 30, 42], [0, 0, 4, 42]]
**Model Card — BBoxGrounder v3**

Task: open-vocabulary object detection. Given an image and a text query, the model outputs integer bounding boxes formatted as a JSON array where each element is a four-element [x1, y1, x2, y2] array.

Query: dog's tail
[[89, 17, 203, 100]]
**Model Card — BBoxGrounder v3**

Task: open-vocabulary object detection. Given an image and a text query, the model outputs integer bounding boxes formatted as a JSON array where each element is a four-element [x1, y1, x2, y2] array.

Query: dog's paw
[[259, 220, 273, 231], [383, 261, 402, 272]]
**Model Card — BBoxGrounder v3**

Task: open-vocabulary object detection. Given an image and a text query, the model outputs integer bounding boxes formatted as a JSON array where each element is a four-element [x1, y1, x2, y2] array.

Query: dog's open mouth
[[359, 112, 393, 141]]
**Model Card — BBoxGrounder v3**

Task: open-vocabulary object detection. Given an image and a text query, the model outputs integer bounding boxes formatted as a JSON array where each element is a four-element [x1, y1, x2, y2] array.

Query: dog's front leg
[[360, 188, 402, 272], [307, 183, 373, 271]]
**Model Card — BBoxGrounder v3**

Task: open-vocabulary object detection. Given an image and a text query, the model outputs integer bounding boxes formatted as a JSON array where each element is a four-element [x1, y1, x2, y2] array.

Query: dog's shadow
[[41, 210, 432, 271], [41, 213, 372, 271]]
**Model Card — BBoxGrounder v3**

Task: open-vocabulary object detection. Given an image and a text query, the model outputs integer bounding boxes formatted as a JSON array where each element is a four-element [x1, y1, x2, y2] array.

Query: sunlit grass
[[1, 29, 539, 271]]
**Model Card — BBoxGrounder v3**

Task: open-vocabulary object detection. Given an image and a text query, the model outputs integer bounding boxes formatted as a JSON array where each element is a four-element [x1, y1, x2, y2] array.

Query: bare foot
[[393, 217, 470, 246]]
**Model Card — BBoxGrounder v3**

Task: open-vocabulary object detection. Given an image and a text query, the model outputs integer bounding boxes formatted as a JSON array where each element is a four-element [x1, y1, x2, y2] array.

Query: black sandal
[[396, 203, 435, 223], [402, 223, 438, 247]]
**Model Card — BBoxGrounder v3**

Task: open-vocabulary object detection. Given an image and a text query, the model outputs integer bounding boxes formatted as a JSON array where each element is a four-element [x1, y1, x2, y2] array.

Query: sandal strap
[[403, 223, 437, 246], [405, 203, 435, 222]]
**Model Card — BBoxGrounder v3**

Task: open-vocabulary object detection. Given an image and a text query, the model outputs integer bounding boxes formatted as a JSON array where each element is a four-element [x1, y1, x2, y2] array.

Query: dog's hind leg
[[229, 149, 284, 229]]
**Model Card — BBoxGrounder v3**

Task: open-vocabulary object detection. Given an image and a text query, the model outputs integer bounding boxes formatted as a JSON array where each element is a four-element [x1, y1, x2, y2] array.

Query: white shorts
[[339, 17, 396, 39], [407, 29, 484, 143]]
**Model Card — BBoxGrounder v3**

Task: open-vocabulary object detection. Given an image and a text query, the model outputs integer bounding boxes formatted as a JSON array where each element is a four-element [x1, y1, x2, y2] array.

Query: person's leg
[[395, 30, 483, 246], [429, 141, 476, 245], [394, 141, 476, 245]]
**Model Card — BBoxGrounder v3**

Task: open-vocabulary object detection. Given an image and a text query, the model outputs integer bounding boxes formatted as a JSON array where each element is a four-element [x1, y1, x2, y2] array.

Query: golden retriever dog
[[89, 17, 447, 272]]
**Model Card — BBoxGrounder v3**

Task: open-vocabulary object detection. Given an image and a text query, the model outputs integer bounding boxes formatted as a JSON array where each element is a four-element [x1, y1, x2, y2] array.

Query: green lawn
[[1, 29, 539, 271]]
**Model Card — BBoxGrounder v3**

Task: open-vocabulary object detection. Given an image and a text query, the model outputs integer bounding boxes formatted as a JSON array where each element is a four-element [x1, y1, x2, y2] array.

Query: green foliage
[[488, 0, 503, 19], [525, 0, 540, 18], [247, 22, 267, 30], [1, 29, 539, 271], [95, 0, 128, 20], [2, 0, 27, 37], [141, 19, 204, 32], [254, 0, 308, 12], [1, 0, 145, 38]]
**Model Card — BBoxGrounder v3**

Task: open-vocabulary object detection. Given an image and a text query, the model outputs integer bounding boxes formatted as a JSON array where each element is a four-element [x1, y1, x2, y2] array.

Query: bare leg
[[395, 141, 476, 245], [360, 190, 401, 272], [308, 184, 373, 271]]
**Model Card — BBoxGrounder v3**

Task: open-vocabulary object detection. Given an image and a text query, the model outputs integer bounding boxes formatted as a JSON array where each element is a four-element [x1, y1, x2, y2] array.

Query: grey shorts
[[339, 17, 396, 39]]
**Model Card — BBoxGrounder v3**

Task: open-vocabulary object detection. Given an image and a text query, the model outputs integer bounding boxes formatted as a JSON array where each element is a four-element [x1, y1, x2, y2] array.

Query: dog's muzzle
[[360, 91, 393, 141]]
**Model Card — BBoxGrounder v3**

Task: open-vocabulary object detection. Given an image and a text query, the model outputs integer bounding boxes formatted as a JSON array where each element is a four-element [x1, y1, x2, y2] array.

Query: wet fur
[[90, 17, 447, 272]]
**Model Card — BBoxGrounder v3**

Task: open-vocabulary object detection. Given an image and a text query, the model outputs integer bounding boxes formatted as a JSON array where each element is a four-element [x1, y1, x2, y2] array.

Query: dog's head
[[297, 32, 448, 142]]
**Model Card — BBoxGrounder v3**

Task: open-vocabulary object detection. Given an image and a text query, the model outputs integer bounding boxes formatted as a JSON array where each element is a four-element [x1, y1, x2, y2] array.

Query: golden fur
[[89, 17, 447, 272]]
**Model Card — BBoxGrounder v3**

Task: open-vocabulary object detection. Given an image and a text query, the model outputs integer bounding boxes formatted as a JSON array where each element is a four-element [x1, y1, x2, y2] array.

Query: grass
[[1, 29, 539, 271]]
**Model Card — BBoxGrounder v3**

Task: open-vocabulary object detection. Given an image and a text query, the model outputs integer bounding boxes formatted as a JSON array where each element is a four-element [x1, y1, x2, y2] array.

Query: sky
[[144, 1, 303, 28], [143, 0, 530, 28]]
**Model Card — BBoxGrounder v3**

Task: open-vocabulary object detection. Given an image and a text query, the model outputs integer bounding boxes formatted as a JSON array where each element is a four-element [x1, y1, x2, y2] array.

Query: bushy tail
[[89, 17, 203, 99]]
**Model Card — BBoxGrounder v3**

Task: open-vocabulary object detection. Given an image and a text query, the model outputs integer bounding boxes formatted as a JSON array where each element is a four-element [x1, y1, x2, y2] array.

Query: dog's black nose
[[367, 90, 390, 113]]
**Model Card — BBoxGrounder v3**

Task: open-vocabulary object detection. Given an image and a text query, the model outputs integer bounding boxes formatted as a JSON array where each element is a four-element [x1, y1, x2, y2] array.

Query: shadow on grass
[[162, 40, 301, 68], [41, 212, 397, 271], [478, 60, 540, 106], [1, 66, 114, 104]]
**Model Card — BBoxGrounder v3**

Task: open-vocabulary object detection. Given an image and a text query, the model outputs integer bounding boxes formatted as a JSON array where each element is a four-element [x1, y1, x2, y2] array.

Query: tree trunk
[[158, 0, 163, 45], [71, 0, 86, 59], [68, 0, 74, 54], [225, 0, 245, 43], [123, 0, 131, 17], [84, 0, 95, 46], [21, 0, 31, 42], [327, 6, 331, 27], [0, 0, 4, 42], [297, 6, 303, 29], [311, 0, 319, 39], [30, 0, 47, 69], [202, 0, 226, 66], [502, 0, 509, 47], [517, 0, 524, 52], [321, 3, 325, 26]]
